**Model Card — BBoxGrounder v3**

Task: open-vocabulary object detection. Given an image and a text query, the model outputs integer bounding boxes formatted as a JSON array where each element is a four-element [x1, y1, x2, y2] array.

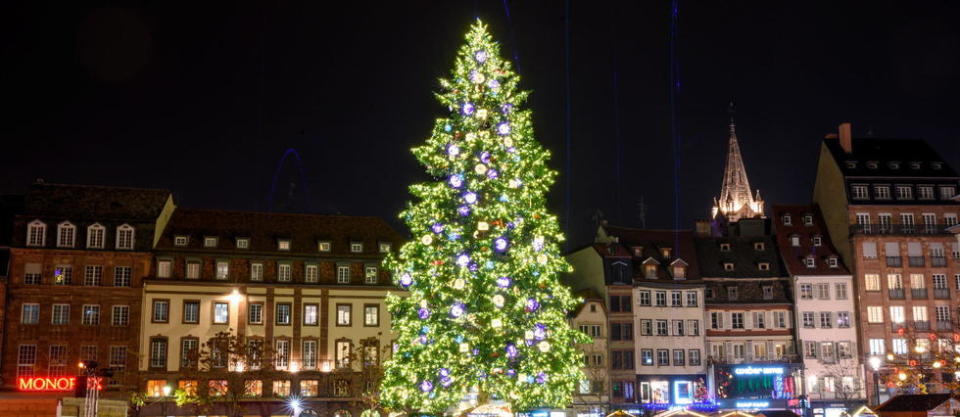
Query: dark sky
[[3, 1, 959, 246]]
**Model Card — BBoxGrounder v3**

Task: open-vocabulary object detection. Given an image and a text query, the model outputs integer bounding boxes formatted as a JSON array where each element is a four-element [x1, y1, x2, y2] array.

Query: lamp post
[[868, 356, 882, 406]]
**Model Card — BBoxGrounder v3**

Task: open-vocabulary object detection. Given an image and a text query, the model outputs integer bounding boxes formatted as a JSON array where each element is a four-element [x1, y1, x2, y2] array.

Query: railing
[[934, 288, 951, 299], [937, 320, 954, 331], [913, 320, 930, 331], [851, 223, 952, 236], [888, 289, 905, 299], [886, 257, 903, 267], [908, 256, 925, 267], [891, 322, 906, 332], [932, 257, 948, 267], [911, 288, 928, 299]]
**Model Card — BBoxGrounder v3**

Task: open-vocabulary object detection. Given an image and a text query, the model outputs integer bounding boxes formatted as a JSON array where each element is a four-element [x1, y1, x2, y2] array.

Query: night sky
[[3, 1, 959, 246]]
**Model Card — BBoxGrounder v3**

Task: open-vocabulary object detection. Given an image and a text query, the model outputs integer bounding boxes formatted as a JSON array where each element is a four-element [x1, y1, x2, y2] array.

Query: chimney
[[839, 122, 853, 154]]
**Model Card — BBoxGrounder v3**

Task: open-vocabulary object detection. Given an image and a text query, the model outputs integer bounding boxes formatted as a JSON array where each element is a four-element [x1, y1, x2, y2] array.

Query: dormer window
[[174, 236, 189, 247], [918, 186, 935, 200], [350, 242, 363, 253], [86, 223, 105, 249], [672, 265, 686, 279], [236, 238, 249, 249], [851, 184, 869, 200], [57, 222, 75, 248], [845, 161, 858, 169], [931, 162, 943, 170], [644, 264, 657, 279], [910, 161, 922, 170], [803, 215, 814, 226], [720, 243, 732, 252], [828, 257, 839, 268], [790, 235, 800, 247], [812, 236, 822, 247], [204, 237, 218, 248], [941, 186, 957, 200], [26, 220, 46, 247], [632, 246, 643, 257], [379, 242, 392, 253], [782, 214, 792, 226], [888, 161, 901, 170], [896, 185, 913, 200], [278, 239, 291, 251], [804, 256, 816, 268], [874, 185, 891, 200], [754, 242, 765, 251], [867, 161, 879, 170], [758, 262, 770, 271], [115, 224, 135, 250], [660, 247, 672, 259], [723, 262, 735, 272], [318, 241, 332, 252]]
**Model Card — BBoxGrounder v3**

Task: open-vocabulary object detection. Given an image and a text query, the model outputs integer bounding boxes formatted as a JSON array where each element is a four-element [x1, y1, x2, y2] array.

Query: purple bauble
[[431, 223, 444, 234], [506, 344, 518, 358], [475, 50, 488, 63], [449, 302, 466, 318], [533, 323, 547, 340], [497, 122, 511, 136], [399, 273, 413, 288], [455, 253, 470, 267], [494, 237, 509, 252], [420, 380, 434, 392], [462, 102, 475, 115], [501, 103, 513, 114], [526, 298, 540, 312], [496, 276, 512, 288], [457, 205, 471, 217], [486, 169, 499, 180], [479, 151, 491, 164], [449, 174, 464, 189], [418, 308, 431, 320]]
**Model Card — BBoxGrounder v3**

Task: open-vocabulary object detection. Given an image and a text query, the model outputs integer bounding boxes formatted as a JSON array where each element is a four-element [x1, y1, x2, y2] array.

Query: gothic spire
[[712, 101, 764, 222]]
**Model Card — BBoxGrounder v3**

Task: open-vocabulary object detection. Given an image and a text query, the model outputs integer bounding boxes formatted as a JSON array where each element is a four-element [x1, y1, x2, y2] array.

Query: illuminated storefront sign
[[733, 366, 783, 375], [17, 376, 76, 391], [735, 401, 770, 409]]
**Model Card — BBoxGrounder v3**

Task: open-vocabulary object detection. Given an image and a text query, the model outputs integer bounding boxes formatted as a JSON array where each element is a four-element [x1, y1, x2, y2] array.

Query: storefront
[[713, 364, 804, 414], [636, 374, 710, 410], [809, 400, 867, 417]]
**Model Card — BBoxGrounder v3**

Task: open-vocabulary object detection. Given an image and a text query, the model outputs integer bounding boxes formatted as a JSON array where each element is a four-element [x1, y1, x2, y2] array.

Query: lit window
[[851, 185, 869, 200], [337, 304, 352, 326], [236, 238, 249, 249], [364, 305, 379, 326], [318, 241, 332, 252], [365, 266, 378, 284], [305, 265, 318, 283], [303, 340, 318, 369], [782, 214, 792, 225], [174, 236, 188, 246], [250, 263, 263, 281], [301, 380, 319, 397], [276, 303, 291, 325], [52, 304, 70, 325], [337, 266, 351, 284], [336, 340, 351, 368], [896, 185, 913, 200], [203, 237, 218, 248], [804, 256, 816, 268], [828, 257, 839, 268], [803, 215, 813, 226], [54, 265, 72, 285], [248, 303, 263, 324], [379, 242, 392, 253], [81, 305, 100, 325], [244, 380, 262, 397], [112, 305, 130, 326], [350, 242, 363, 253], [57, 222, 75, 247], [115, 224, 135, 250], [304, 304, 319, 326], [272, 380, 290, 397], [813, 236, 822, 246], [185, 262, 200, 280], [213, 302, 229, 324], [278, 264, 292, 282], [216, 261, 229, 280], [278, 239, 291, 251], [86, 224, 105, 248], [26, 220, 46, 247], [790, 235, 800, 246]]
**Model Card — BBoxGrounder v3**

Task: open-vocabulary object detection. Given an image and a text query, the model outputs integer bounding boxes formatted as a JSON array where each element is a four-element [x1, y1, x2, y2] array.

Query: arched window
[[115, 224, 135, 250], [57, 221, 75, 248], [26, 220, 46, 247], [87, 223, 105, 249]]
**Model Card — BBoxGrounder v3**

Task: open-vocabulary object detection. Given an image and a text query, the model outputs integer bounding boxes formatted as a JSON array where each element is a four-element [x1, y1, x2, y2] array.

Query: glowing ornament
[[475, 50, 488, 63], [463, 191, 478, 204], [537, 341, 550, 352], [494, 237, 510, 252], [506, 344, 518, 358], [418, 308, 431, 320], [496, 276, 512, 288], [491, 318, 502, 328], [507, 146, 517, 153], [459, 343, 470, 353], [444, 124, 452, 132], [537, 254, 548, 264], [535, 372, 548, 384], [447, 144, 460, 157], [478, 221, 490, 231], [439, 368, 450, 377], [497, 122, 511, 135], [477, 109, 488, 120], [399, 273, 413, 288], [487, 79, 500, 90], [466, 132, 477, 141], [486, 169, 499, 179], [492, 294, 505, 307], [509, 179, 522, 188], [525, 298, 540, 312], [475, 164, 488, 175], [421, 235, 433, 245], [441, 377, 453, 387], [524, 330, 535, 340], [462, 102, 475, 115], [431, 223, 444, 234], [533, 324, 547, 340], [449, 302, 466, 318], [458, 205, 471, 216], [479, 151, 491, 164], [532, 236, 545, 251], [503, 137, 514, 147], [420, 381, 434, 392], [453, 278, 465, 290], [501, 103, 513, 114], [456, 253, 471, 267], [469, 70, 485, 84]]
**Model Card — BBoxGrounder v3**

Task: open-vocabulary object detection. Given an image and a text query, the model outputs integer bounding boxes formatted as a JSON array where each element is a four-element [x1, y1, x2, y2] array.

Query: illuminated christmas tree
[[380, 20, 587, 415]]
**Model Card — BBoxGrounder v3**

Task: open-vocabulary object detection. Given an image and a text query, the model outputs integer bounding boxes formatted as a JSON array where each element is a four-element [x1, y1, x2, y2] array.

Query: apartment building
[[571, 296, 609, 417]]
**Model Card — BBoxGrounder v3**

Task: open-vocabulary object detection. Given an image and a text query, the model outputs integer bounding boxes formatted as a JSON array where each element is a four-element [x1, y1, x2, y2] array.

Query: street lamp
[[868, 356, 882, 406]]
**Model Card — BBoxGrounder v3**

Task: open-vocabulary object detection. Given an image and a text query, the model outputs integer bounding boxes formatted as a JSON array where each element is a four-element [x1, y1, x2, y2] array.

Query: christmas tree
[[381, 20, 587, 415]]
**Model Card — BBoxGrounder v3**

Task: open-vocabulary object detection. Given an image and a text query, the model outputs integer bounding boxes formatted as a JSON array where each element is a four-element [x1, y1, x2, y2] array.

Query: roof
[[21, 182, 171, 220], [824, 137, 959, 178], [695, 233, 787, 278], [756, 411, 800, 417], [156, 208, 404, 256], [876, 394, 953, 412], [600, 225, 703, 282], [0, 194, 24, 246], [772, 204, 850, 276]]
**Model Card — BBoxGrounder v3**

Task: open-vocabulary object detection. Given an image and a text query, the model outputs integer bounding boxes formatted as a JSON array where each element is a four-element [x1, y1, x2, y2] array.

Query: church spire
[[711, 102, 764, 222]]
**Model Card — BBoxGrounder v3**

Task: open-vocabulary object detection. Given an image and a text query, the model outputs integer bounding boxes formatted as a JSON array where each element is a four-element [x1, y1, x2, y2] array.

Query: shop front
[[636, 374, 710, 412], [713, 364, 803, 414], [809, 400, 867, 417]]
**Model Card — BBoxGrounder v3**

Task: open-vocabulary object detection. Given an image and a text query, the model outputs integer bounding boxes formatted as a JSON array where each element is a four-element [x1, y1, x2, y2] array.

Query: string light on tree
[[380, 20, 587, 415]]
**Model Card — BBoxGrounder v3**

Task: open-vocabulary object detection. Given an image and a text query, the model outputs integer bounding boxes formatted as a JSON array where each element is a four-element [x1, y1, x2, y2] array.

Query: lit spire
[[712, 102, 764, 222]]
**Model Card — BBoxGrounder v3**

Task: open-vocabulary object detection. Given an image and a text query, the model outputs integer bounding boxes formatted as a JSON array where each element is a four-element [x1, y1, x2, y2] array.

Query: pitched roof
[[21, 182, 171, 220], [824, 137, 959, 178], [695, 233, 787, 278], [772, 204, 850, 276], [156, 208, 404, 256], [601, 226, 703, 281], [876, 394, 952, 412]]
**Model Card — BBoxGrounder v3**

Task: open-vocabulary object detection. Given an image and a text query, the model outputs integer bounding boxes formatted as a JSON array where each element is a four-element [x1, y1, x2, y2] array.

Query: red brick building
[[1, 182, 174, 397]]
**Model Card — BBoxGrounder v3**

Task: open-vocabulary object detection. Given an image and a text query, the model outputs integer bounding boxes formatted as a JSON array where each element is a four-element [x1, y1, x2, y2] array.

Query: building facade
[[138, 208, 403, 416], [773, 205, 865, 417], [2, 183, 174, 396], [571, 296, 609, 417], [812, 124, 960, 403]]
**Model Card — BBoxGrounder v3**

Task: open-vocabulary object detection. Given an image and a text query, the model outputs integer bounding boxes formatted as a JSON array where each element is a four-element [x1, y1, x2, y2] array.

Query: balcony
[[932, 257, 948, 267], [934, 288, 951, 299], [937, 321, 954, 331], [911, 288, 928, 299], [891, 322, 906, 332], [913, 320, 930, 331], [888, 288, 905, 299], [886, 256, 903, 267], [908, 256, 925, 267], [850, 223, 952, 236]]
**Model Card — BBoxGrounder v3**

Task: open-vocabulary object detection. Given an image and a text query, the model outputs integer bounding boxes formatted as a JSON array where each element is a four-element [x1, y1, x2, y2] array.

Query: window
[[896, 185, 913, 200], [80, 345, 97, 363], [733, 344, 745, 360], [727, 286, 738, 300], [892, 338, 907, 354], [672, 264, 686, 279], [246, 262, 263, 281], [762, 285, 774, 300], [888, 273, 903, 289], [945, 214, 958, 227], [919, 186, 935, 200], [275, 303, 291, 325], [671, 291, 682, 306], [753, 312, 765, 329], [337, 266, 351, 284], [874, 185, 891, 200], [639, 320, 652, 336], [710, 312, 724, 329], [688, 319, 700, 336], [837, 311, 851, 328], [204, 237, 218, 248], [614, 322, 637, 340], [18, 345, 37, 378], [869, 339, 885, 355], [941, 186, 957, 200], [275, 339, 291, 369], [209, 380, 229, 397], [152, 300, 169, 323], [181, 338, 199, 368], [889, 306, 905, 323], [278, 239, 291, 251], [731, 312, 744, 329], [609, 295, 632, 312], [655, 291, 667, 307], [800, 284, 813, 300], [364, 305, 380, 326], [216, 261, 229, 280], [303, 340, 318, 369], [827, 257, 838, 268], [304, 304, 319, 326], [305, 265, 318, 283], [802, 312, 815, 328], [638, 291, 651, 306], [183, 301, 200, 324], [213, 302, 229, 324], [805, 256, 816, 268], [689, 349, 701, 366], [82, 305, 100, 325], [804, 341, 818, 358], [686, 292, 698, 307], [723, 262, 735, 271], [52, 265, 72, 285], [720, 243, 731, 252], [819, 312, 833, 328], [673, 349, 685, 366], [337, 304, 352, 326], [149, 338, 168, 369], [652, 320, 667, 337], [936, 305, 951, 322], [27, 220, 46, 247], [249, 303, 263, 324], [299, 380, 319, 397], [112, 305, 129, 326], [774, 311, 787, 328], [791, 235, 801, 246], [84, 265, 102, 286], [816, 283, 830, 299], [318, 241, 332, 252], [52, 304, 70, 325], [657, 349, 670, 366], [933, 274, 947, 289], [644, 264, 657, 278], [851, 185, 869, 200], [351, 242, 363, 253], [336, 340, 352, 368], [236, 238, 249, 249], [111, 266, 132, 287], [277, 264, 292, 282], [21, 303, 39, 324], [640, 349, 653, 366], [365, 266, 378, 284], [157, 260, 171, 278], [57, 222, 75, 247], [174, 235, 188, 246], [867, 306, 883, 323], [751, 242, 765, 252], [23, 263, 41, 285], [115, 224, 134, 249], [87, 224, 104, 248]]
